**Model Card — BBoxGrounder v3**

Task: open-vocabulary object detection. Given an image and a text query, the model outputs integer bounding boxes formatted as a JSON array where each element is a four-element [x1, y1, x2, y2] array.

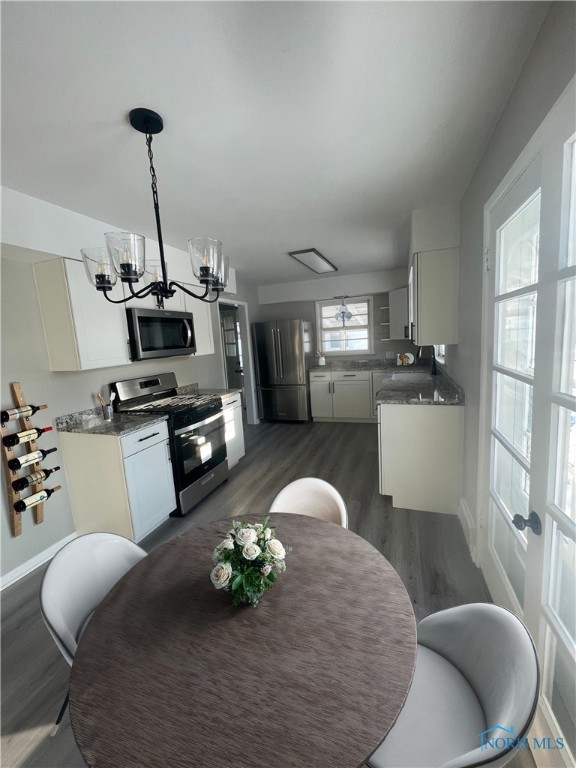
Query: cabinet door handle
[[404, 325, 409, 339], [410, 322, 415, 342], [343, 374, 356, 377], [138, 432, 160, 442]]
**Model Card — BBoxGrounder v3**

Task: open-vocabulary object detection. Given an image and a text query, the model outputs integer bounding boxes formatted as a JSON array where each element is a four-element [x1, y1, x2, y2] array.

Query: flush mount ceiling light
[[288, 248, 337, 275], [335, 296, 353, 326], [81, 107, 229, 307]]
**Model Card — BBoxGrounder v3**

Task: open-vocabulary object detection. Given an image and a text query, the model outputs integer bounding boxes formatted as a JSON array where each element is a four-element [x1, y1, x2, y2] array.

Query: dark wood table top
[[69, 514, 416, 768]]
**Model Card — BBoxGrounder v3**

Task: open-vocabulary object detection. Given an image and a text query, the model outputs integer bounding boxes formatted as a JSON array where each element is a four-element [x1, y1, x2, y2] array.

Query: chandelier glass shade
[[81, 247, 118, 289], [81, 107, 229, 306]]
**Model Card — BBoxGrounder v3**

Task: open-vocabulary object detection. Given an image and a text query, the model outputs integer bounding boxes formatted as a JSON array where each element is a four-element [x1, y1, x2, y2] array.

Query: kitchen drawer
[[331, 371, 370, 381], [310, 371, 331, 381], [121, 421, 169, 458]]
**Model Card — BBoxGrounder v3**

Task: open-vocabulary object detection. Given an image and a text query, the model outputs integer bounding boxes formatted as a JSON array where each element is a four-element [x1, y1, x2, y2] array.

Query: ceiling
[[1, 1, 549, 287]]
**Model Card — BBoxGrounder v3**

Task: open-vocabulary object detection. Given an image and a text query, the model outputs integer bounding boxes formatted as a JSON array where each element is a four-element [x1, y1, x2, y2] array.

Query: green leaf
[[231, 574, 243, 591], [267, 572, 278, 583]]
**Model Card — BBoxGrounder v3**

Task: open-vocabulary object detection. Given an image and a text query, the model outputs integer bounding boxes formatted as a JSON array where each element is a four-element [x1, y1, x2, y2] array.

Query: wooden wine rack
[[1, 382, 50, 536]]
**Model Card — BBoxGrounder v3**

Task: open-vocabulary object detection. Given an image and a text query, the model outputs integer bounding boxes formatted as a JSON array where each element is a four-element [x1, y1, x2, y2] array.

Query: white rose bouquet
[[210, 517, 289, 607]]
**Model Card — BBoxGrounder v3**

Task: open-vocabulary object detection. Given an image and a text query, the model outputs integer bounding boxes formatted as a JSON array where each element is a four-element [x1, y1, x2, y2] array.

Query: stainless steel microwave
[[126, 308, 196, 360]]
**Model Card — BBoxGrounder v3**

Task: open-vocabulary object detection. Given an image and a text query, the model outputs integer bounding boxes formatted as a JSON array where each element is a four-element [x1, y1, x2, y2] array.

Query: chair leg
[[50, 691, 69, 737]]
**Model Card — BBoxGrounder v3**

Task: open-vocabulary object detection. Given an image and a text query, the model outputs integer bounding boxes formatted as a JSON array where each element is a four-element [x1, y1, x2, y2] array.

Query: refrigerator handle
[[271, 328, 278, 380], [277, 329, 284, 379]]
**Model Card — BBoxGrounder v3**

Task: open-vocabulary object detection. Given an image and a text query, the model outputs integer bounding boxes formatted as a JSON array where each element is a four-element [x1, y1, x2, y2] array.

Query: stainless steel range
[[111, 373, 228, 516]]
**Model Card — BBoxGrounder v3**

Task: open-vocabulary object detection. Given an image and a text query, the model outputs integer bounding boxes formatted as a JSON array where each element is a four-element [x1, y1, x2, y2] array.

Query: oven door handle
[[174, 411, 223, 436], [182, 319, 193, 349]]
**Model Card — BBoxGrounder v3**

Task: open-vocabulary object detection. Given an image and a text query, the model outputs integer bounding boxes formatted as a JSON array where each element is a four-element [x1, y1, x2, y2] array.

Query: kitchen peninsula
[[376, 366, 464, 515]]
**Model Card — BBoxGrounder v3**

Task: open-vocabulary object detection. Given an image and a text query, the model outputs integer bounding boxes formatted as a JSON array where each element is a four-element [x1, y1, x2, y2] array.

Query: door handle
[[512, 511, 542, 536], [404, 325, 409, 339]]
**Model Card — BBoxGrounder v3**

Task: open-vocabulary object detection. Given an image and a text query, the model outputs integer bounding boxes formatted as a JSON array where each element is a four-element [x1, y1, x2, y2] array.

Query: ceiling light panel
[[288, 249, 337, 274]]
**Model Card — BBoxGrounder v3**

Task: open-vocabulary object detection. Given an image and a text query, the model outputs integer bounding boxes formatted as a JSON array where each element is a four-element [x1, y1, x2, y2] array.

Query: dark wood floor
[[1, 420, 533, 768]]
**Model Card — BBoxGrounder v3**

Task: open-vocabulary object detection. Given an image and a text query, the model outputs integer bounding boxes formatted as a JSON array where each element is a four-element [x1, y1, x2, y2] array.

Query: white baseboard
[[1, 532, 77, 590], [458, 497, 478, 565]]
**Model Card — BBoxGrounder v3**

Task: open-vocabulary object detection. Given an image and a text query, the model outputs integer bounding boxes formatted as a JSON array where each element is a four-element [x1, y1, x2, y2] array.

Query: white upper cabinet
[[223, 267, 237, 295], [409, 248, 459, 345], [165, 251, 194, 286], [408, 204, 460, 346], [183, 286, 215, 356], [34, 257, 131, 371], [388, 286, 409, 340]]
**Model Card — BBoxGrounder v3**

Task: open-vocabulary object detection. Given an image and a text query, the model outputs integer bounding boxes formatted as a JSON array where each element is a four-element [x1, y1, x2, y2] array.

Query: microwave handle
[[182, 319, 193, 349]]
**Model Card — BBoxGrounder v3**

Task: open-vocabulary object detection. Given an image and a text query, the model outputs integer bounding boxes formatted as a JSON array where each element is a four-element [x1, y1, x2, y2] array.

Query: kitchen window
[[315, 296, 373, 354]]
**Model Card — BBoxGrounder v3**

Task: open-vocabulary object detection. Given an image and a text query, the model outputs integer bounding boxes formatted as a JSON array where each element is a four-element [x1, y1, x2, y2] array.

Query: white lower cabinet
[[60, 420, 176, 542], [310, 371, 372, 420], [378, 404, 463, 514], [222, 393, 245, 468], [310, 373, 333, 417]]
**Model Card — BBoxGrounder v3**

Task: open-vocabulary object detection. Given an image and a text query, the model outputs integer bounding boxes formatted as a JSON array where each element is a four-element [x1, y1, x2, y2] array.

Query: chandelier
[[81, 108, 229, 307], [335, 296, 353, 326]]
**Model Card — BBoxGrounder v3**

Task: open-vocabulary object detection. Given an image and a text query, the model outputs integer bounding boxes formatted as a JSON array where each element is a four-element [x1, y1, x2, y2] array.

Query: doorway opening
[[219, 303, 245, 404]]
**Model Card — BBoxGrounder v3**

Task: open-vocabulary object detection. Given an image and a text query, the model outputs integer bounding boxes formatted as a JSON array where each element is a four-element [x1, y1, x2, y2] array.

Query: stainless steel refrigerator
[[252, 320, 313, 421]]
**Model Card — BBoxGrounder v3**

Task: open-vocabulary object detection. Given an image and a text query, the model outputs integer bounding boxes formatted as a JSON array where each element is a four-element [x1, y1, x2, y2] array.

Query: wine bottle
[[2, 425, 53, 448], [11, 466, 61, 492], [7, 447, 57, 471], [14, 485, 62, 513], [1, 404, 47, 424]]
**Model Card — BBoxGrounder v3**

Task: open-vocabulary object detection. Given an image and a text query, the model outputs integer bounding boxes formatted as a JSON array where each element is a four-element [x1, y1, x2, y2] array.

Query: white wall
[[409, 204, 460, 257], [258, 269, 407, 304], [449, 2, 576, 546], [0, 190, 226, 579]]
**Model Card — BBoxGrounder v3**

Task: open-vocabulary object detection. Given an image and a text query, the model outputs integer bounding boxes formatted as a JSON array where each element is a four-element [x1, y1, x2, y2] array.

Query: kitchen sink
[[391, 372, 432, 383]]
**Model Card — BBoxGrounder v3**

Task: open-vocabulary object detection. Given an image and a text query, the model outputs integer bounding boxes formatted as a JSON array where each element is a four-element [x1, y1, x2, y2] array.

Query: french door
[[479, 80, 575, 765]]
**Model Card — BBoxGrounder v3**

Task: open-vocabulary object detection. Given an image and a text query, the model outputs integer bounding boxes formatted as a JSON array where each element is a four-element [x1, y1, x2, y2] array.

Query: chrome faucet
[[417, 345, 438, 375]]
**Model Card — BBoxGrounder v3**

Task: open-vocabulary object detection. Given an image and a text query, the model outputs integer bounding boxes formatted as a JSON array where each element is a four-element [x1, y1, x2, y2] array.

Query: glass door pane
[[489, 192, 541, 604]]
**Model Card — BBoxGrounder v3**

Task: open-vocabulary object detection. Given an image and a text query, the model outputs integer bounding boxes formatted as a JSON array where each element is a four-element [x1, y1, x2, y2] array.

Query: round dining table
[[69, 513, 416, 768]]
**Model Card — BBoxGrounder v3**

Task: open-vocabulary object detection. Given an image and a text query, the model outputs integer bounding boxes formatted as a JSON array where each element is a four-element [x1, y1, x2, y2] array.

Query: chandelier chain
[[146, 133, 159, 208]]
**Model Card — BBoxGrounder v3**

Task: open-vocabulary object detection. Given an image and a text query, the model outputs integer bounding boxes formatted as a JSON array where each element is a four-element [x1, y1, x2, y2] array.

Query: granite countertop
[[55, 409, 169, 437], [375, 369, 464, 406], [310, 359, 396, 372], [198, 388, 243, 397]]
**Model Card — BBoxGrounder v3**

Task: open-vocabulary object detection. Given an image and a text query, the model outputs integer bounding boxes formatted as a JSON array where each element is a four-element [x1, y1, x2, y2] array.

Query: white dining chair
[[40, 532, 146, 735], [269, 477, 348, 528], [366, 602, 539, 768]]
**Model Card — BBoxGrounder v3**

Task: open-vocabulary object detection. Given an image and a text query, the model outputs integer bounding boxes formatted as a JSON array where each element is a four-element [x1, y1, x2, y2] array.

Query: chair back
[[40, 533, 146, 665], [269, 477, 348, 528], [417, 603, 539, 768]]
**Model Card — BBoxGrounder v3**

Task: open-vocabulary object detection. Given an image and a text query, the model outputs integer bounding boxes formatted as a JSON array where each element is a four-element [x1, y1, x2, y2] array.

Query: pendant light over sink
[[335, 296, 353, 326], [81, 108, 229, 307]]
